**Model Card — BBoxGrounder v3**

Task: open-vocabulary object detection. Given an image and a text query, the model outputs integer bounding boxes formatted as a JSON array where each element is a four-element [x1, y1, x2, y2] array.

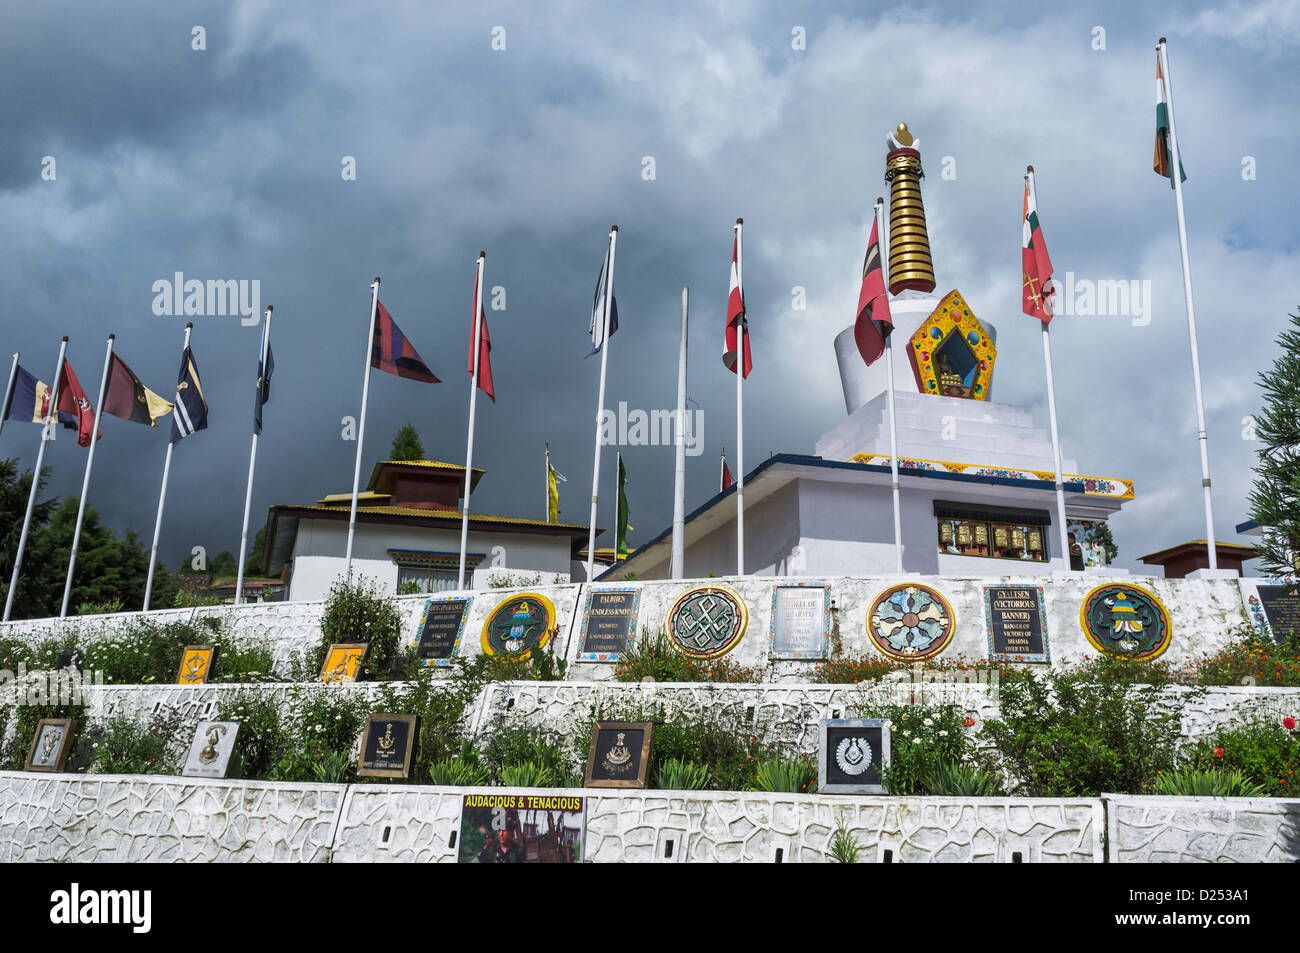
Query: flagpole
[[236, 306, 273, 605], [545, 445, 550, 522], [143, 322, 192, 611], [875, 199, 905, 574], [586, 225, 617, 582], [343, 283, 380, 581], [3, 337, 66, 622], [670, 286, 688, 579], [1158, 37, 1218, 570], [614, 450, 621, 563], [459, 253, 486, 589], [734, 218, 745, 577], [0, 352, 18, 444], [60, 333, 114, 618]]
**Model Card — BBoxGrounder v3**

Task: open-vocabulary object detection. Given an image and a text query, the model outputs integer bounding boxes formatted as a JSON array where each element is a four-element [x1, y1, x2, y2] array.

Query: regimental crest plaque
[[178, 645, 217, 684], [25, 718, 75, 773], [664, 584, 748, 659], [358, 713, 419, 779], [1079, 583, 1172, 661], [984, 585, 1050, 664], [182, 721, 240, 779], [584, 721, 654, 788], [481, 593, 557, 658], [320, 643, 369, 683], [412, 595, 471, 667], [818, 719, 889, 794], [577, 586, 641, 662], [866, 584, 955, 660], [769, 584, 830, 659]]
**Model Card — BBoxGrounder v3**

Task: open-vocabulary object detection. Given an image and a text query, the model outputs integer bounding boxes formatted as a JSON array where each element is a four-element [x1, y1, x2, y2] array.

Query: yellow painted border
[[664, 584, 749, 660], [866, 583, 957, 661], [1077, 583, 1172, 661], [848, 452, 1136, 500], [481, 591, 558, 658], [908, 290, 997, 401]]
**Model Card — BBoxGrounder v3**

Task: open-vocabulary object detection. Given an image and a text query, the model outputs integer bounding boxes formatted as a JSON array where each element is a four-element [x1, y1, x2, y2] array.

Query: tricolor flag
[[587, 245, 619, 356], [1154, 53, 1186, 188], [3, 365, 54, 425], [720, 452, 733, 492], [254, 322, 274, 434], [723, 235, 752, 377], [469, 270, 494, 402], [170, 346, 208, 444], [103, 352, 174, 427], [57, 361, 98, 446], [372, 300, 440, 383], [854, 215, 894, 364], [1022, 181, 1055, 323]]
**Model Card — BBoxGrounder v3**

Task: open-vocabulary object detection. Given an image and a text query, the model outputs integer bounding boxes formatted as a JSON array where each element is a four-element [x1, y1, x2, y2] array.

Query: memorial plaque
[[481, 593, 557, 658], [182, 721, 240, 779], [769, 585, 829, 659], [1256, 584, 1300, 641], [320, 643, 369, 683], [984, 585, 1050, 663], [412, 596, 470, 667], [818, 719, 889, 794], [25, 718, 75, 773], [1079, 583, 1172, 661], [577, 587, 641, 662], [177, 645, 217, 685], [584, 721, 654, 788], [664, 584, 748, 659], [866, 583, 955, 660], [358, 713, 419, 779], [457, 793, 585, 864]]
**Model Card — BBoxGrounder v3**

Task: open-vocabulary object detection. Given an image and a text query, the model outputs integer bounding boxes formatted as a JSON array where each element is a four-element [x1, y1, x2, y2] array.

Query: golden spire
[[884, 122, 936, 295]]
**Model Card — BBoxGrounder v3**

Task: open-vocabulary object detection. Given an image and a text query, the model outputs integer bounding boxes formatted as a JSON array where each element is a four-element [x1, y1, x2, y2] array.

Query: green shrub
[[499, 761, 554, 788], [828, 823, 861, 863], [80, 713, 182, 775], [478, 720, 578, 786], [655, 757, 711, 790], [1184, 715, 1300, 797], [429, 744, 490, 786], [216, 691, 291, 779], [751, 753, 816, 793], [1178, 627, 1300, 687], [316, 576, 405, 679], [921, 761, 1005, 796], [1155, 768, 1267, 797], [846, 702, 973, 795], [613, 633, 762, 683]]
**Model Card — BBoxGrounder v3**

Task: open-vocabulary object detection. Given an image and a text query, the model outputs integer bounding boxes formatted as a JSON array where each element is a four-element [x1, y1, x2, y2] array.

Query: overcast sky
[[1, 0, 1296, 574]]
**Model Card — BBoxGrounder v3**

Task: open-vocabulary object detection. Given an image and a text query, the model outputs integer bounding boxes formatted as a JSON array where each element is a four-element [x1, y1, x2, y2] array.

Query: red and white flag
[[1022, 180, 1055, 323], [723, 235, 752, 378], [721, 453, 733, 492], [854, 215, 893, 365], [469, 266, 494, 401]]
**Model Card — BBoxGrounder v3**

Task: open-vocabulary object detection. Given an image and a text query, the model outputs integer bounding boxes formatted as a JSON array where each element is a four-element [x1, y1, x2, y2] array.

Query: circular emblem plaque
[[1079, 583, 1172, 661], [835, 737, 872, 776], [664, 585, 748, 659], [481, 593, 557, 657], [867, 584, 955, 660]]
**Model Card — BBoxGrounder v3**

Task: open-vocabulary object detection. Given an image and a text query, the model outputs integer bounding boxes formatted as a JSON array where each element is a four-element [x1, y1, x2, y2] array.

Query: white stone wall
[[1105, 795, 1300, 863]]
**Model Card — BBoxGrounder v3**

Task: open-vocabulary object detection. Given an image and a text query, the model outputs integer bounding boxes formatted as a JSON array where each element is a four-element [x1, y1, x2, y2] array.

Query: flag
[[1154, 52, 1186, 188], [854, 215, 894, 364], [546, 447, 566, 523], [616, 453, 630, 559], [721, 453, 733, 492], [373, 300, 440, 383], [103, 352, 174, 427], [469, 270, 494, 401], [3, 365, 54, 425], [1022, 181, 1055, 323], [587, 244, 619, 356], [170, 346, 208, 444], [724, 235, 752, 377], [254, 323, 274, 434], [57, 361, 98, 447]]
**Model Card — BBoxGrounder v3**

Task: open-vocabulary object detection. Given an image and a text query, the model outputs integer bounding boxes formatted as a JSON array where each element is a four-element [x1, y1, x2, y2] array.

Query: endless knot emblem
[[665, 586, 747, 659]]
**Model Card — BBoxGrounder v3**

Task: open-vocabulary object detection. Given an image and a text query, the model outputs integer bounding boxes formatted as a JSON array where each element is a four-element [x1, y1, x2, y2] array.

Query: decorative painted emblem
[[1079, 583, 1172, 660], [664, 585, 748, 659], [835, 736, 872, 776], [867, 584, 955, 660], [481, 592, 557, 657], [906, 290, 997, 400]]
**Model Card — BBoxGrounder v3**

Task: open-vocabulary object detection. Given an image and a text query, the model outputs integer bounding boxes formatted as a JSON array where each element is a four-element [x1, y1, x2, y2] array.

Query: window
[[388, 549, 484, 592], [396, 566, 461, 594], [933, 502, 1050, 563]]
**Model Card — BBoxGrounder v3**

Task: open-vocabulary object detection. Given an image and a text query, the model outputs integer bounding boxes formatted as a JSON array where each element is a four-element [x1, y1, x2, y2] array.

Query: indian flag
[[1153, 51, 1186, 188]]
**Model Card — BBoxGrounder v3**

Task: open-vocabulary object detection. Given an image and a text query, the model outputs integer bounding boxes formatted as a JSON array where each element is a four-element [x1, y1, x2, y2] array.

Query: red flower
[[961, 717, 976, 728], [1214, 747, 1225, 758], [1284, 717, 1297, 731]]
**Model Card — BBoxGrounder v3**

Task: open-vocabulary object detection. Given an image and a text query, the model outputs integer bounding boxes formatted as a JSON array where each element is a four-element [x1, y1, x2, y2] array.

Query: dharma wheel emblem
[[481, 593, 557, 658], [1079, 584, 1172, 661], [665, 585, 748, 659], [867, 584, 955, 660]]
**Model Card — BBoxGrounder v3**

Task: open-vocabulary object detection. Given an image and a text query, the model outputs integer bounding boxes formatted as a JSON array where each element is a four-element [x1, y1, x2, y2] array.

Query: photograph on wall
[[584, 721, 653, 788], [456, 794, 584, 864], [357, 713, 419, 779], [818, 719, 889, 795]]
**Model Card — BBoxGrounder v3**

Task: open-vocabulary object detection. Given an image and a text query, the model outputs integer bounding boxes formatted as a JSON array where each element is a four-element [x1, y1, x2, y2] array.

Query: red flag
[[721, 455, 733, 492], [1022, 180, 1055, 323], [372, 300, 440, 383], [854, 215, 893, 365], [723, 234, 752, 378], [468, 268, 494, 402], [57, 360, 99, 446]]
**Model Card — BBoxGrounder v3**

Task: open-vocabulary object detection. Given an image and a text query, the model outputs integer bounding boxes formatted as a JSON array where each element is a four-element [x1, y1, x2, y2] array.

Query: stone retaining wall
[[1105, 794, 1300, 863]]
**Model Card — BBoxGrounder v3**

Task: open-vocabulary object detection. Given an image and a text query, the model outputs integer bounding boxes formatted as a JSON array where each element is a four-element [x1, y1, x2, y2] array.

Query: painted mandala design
[[1078, 584, 1172, 661], [867, 584, 955, 660]]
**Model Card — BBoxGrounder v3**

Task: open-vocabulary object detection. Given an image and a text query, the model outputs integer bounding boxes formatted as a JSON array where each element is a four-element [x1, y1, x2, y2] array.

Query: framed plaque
[[177, 645, 217, 685], [320, 643, 369, 683], [1253, 583, 1300, 642], [357, 713, 419, 779], [818, 718, 889, 795], [768, 584, 829, 659], [412, 595, 471, 667], [584, 721, 654, 788], [983, 585, 1050, 663], [25, 718, 75, 773], [457, 793, 585, 864], [664, 584, 748, 660], [576, 586, 641, 662], [182, 721, 240, 779]]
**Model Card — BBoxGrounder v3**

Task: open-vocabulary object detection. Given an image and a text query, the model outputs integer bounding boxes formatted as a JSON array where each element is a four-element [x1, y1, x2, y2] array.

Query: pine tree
[[1247, 309, 1300, 580], [389, 422, 425, 461], [0, 459, 59, 616]]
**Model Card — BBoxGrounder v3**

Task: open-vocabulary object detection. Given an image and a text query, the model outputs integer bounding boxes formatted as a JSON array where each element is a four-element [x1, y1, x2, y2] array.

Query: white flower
[[938, 730, 948, 737], [923, 718, 933, 727], [912, 737, 921, 744]]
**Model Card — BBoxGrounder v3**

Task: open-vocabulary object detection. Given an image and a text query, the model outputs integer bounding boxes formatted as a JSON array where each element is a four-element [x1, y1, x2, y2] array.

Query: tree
[[209, 550, 238, 578], [249, 524, 269, 575], [0, 458, 59, 616], [1091, 523, 1118, 565], [1248, 308, 1300, 580], [390, 422, 425, 461]]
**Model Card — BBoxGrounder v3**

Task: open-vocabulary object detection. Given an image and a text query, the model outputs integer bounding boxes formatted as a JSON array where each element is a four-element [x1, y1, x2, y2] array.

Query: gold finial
[[895, 122, 913, 146], [884, 123, 936, 294]]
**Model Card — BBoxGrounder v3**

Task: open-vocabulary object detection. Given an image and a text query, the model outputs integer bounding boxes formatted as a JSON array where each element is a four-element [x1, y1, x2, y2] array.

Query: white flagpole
[[614, 450, 621, 563], [143, 322, 193, 611], [876, 198, 904, 574], [236, 306, 273, 604], [670, 286, 688, 579], [60, 333, 114, 618], [1159, 37, 1218, 570], [0, 352, 18, 444], [1026, 168, 1073, 570], [458, 253, 486, 589], [344, 282, 380, 580], [544, 445, 550, 522], [4, 337, 67, 622], [586, 225, 618, 582], [734, 218, 745, 577]]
